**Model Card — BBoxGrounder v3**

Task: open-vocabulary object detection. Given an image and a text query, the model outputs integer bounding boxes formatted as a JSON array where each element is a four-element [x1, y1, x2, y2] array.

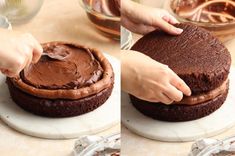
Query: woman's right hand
[[121, 50, 191, 104], [0, 29, 43, 77]]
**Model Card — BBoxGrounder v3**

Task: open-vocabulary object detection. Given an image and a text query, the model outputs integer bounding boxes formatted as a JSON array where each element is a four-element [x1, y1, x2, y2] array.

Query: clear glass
[[0, 0, 44, 25], [73, 133, 120, 156], [121, 26, 133, 50], [197, 136, 235, 156], [0, 15, 11, 29], [163, 0, 235, 43], [79, 0, 120, 40]]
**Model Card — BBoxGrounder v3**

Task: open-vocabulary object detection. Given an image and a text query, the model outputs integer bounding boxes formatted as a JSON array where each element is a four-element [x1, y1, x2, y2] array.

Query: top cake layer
[[21, 43, 103, 90], [131, 23, 231, 94]]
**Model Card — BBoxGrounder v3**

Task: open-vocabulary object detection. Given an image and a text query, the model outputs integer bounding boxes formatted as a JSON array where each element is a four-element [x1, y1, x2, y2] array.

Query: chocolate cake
[[130, 23, 231, 122], [7, 42, 114, 117]]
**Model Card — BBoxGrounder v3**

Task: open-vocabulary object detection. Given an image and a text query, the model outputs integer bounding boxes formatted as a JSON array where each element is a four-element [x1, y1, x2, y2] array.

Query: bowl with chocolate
[[79, 0, 120, 40], [164, 0, 235, 42]]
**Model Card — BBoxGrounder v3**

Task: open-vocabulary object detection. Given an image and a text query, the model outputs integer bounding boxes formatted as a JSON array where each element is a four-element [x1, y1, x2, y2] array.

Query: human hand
[[0, 29, 43, 77], [121, 50, 191, 104], [121, 0, 183, 35]]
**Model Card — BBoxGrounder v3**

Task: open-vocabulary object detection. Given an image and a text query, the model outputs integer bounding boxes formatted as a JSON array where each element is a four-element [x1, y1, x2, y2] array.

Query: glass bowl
[[163, 0, 235, 43], [121, 26, 133, 50], [190, 136, 235, 156], [0, 15, 11, 29], [0, 0, 44, 25], [73, 133, 120, 156], [79, 0, 120, 40]]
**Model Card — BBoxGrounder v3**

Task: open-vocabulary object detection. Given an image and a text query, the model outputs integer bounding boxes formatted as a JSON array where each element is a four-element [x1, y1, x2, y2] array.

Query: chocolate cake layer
[[130, 87, 228, 122], [131, 23, 231, 94], [7, 78, 113, 117]]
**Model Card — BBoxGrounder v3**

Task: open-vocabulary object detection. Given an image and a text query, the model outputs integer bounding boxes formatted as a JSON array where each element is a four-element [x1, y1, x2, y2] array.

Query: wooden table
[[121, 1, 235, 156], [0, 0, 120, 155]]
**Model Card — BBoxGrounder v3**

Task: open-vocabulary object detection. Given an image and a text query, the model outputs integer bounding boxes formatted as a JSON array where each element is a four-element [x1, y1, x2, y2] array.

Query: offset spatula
[[42, 52, 67, 61]]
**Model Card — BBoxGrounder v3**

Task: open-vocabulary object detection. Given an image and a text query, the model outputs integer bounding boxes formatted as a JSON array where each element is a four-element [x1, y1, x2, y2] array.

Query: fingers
[[153, 17, 183, 35], [1, 69, 17, 77], [122, 15, 157, 35], [4, 43, 33, 77], [160, 93, 173, 105], [141, 92, 173, 104], [168, 14, 180, 24], [21, 44, 33, 68], [170, 72, 191, 96], [162, 13, 179, 25], [22, 33, 43, 63], [30, 38, 43, 63], [164, 84, 184, 102]]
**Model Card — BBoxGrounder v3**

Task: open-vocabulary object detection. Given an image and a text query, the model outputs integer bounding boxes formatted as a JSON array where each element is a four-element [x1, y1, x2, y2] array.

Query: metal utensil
[[42, 52, 67, 61]]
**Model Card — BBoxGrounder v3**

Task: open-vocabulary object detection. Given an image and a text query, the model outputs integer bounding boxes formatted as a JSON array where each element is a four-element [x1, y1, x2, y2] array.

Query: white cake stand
[[122, 68, 235, 142], [0, 53, 120, 139]]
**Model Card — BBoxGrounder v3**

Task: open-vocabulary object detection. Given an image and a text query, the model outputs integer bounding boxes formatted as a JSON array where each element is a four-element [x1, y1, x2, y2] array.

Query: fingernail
[[162, 16, 169, 22], [187, 90, 192, 96], [40, 46, 43, 53], [175, 28, 183, 34]]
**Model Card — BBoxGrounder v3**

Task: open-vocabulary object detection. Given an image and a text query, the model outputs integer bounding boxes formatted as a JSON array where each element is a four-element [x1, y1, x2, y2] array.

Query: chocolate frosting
[[21, 44, 103, 89], [85, 0, 120, 16], [11, 42, 114, 100], [174, 79, 229, 105], [172, 0, 235, 23]]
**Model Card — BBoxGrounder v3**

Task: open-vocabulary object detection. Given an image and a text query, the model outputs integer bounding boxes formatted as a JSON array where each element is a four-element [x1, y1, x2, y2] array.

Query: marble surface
[[121, 0, 235, 155], [0, 54, 120, 139], [122, 68, 235, 142], [0, 0, 120, 155]]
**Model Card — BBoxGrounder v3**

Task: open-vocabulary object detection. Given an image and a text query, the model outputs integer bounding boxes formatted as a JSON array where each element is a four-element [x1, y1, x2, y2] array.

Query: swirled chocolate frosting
[[21, 44, 103, 90]]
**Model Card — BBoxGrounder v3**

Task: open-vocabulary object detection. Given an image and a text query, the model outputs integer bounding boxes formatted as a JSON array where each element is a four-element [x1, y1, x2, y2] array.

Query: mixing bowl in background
[[0, 15, 11, 29], [73, 133, 120, 156], [164, 0, 235, 43], [121, 26, 133, 50], [79, 0, 120, 40], [189, 136, 235, 156], [0, 0, 44, 25]]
